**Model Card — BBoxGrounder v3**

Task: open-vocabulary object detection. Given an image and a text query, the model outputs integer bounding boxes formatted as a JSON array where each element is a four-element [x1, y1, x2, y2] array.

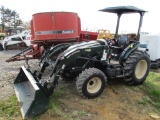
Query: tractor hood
[[61, 40, 106, 57]]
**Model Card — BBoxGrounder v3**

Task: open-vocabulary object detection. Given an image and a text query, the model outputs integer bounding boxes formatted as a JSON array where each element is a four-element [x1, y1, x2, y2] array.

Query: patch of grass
[[143, 72, 160, 109], [49, 99, 60, 112], [130, 85, 142, 91], [49, 85, 66, 110], [78, 110, 87, 116], [48, 85, 87, 120], [32, 116, 40, 120], [94, 97, 102, 102], [49, 85, 66, 112], [72, 110, 87, 116], [52, 85, 66, 98], [80, 101, 85, 105], [139, 96, 150, 105], [49, 100, 68, 120], [48, 85, 74, 120], [0, 95, 20, 118], [146, 72, 160, 85], [62, 114, 73, 120], [120, 97, 127, 102]]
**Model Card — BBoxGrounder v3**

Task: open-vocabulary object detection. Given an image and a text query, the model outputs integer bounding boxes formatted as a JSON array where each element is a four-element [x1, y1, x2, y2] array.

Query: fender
[[119, 43, 149, 64], [119, 43, 140, 64]]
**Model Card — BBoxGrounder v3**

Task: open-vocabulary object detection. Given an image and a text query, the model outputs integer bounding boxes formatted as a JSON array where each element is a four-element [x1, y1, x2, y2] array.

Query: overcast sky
[[0, 0, 160, 34]]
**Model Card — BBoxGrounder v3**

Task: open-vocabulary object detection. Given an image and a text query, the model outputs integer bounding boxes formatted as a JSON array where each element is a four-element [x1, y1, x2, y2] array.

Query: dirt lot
[[0, 50, 38, 101], [0, 50, 160, 120]]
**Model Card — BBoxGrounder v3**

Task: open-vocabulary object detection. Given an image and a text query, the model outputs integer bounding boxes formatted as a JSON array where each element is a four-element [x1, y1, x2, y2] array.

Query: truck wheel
[[76, 68, 107, 98], [0, 44, 3, 51], [123, 50, 150, 85]]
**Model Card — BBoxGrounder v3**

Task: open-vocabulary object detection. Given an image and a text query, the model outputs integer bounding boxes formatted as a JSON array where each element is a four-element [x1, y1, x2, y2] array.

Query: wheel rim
[[135, 60, 147, 79], [87, 77, 102, 93]]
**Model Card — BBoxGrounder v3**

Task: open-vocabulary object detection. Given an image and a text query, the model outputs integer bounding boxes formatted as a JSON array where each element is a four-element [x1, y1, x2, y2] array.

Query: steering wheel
[[105, 38, 116, 46]]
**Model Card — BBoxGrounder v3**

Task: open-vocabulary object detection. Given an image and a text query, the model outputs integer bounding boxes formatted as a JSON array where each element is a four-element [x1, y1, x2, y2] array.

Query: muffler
[[14, 66, 49, 119]]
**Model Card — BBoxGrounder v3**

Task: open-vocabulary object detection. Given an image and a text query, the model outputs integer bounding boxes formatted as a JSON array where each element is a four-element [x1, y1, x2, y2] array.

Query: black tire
[[123, 50, 150, 85], [76, 68, 107, 98], [0, 44, 3, 51]]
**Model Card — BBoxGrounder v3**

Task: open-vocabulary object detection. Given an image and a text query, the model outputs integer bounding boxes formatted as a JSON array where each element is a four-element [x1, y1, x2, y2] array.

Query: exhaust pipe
[[14, 66, 49, 119]]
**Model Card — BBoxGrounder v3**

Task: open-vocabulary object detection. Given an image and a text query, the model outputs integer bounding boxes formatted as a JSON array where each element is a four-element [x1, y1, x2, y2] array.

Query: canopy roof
[[99, 6, 146, 14]]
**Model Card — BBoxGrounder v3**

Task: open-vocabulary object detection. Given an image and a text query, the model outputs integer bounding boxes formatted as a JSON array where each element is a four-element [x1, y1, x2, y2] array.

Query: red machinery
[[31, 12, 81, 42], [6, 12, 98, 62], [80, 31, 98, 41]]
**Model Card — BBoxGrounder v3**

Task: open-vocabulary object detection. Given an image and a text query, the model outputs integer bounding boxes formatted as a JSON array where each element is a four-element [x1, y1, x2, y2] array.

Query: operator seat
[[118, 35, 130, 48], [110, 35, 130, 60], [110, 35, 130, 49]]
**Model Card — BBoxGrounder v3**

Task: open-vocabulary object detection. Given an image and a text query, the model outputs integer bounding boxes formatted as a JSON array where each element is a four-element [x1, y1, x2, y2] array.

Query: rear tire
[[123, 50, 150, 85], [76, 68, 107, 98]]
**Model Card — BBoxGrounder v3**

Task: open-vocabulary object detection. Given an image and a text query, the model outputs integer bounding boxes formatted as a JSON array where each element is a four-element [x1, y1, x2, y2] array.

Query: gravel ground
[[0, 50, 38, 101]]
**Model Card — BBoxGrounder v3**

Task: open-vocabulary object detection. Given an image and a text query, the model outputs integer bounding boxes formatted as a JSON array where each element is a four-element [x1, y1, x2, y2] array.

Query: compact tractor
[[14, 6, 150, 119]]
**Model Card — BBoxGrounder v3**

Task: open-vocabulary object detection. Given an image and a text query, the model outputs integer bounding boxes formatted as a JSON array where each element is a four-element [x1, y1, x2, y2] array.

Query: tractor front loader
[[13, 6, 151, 119]]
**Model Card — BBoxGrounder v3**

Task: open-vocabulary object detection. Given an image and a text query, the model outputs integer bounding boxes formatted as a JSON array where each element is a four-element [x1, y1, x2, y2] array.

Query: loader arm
[[38, 43, 72, 66]]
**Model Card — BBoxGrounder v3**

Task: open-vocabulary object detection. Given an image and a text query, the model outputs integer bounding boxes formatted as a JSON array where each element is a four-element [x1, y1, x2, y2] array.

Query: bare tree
[[0, 6, 22, 30], [0, 5, 5, 30], [22, 21, 30, 29]]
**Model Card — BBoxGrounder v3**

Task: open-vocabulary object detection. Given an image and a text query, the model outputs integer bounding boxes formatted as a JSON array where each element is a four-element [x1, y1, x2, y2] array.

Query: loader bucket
[[14, 66, 49, 119]]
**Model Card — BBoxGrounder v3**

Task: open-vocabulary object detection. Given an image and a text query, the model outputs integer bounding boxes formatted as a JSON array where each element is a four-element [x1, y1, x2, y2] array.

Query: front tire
[[76, 68, 107, 98], [123, 50, 150, 85]]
